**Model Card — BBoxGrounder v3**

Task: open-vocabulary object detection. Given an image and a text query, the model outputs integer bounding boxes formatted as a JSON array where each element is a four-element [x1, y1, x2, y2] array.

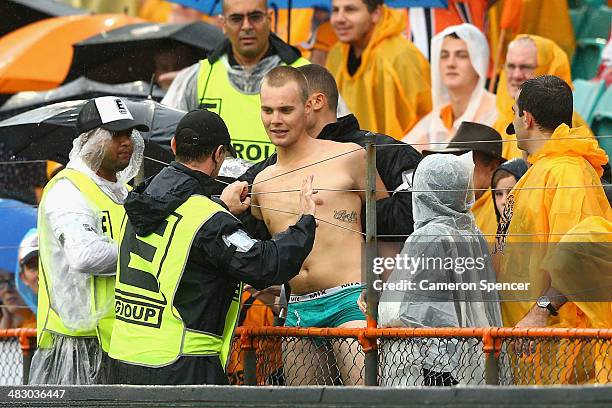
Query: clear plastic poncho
[[29, 127, 144, 385], [378, 153, 503, 386]]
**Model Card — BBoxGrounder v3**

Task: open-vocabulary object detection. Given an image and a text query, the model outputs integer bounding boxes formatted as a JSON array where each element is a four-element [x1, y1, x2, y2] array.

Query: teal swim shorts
[[285, 283, 365, 328]]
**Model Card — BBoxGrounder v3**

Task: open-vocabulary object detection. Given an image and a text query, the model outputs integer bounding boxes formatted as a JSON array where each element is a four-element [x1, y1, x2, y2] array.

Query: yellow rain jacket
[[545, 216, 612, 329], [472, 189, 498, 240], [495, 125, 610, 385], [326, 6, 432, 140], [541, 216, 612, 383], [496, 124, 611, 327], [493, 34, 592, 160]]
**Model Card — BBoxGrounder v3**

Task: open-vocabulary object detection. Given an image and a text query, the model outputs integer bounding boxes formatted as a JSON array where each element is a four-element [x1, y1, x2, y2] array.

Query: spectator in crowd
[[240, 64, 422, 240], [490, 158, 528, 224], [493, 35, 593, 160], [298, 7, 338, 66], [0, 270, 36, 329], [326, 0, 431, 140], [495, 75, 611, 330], [107, 109, 316, 385], [251, 66, 389, 385], [30, 96, 148, 385], [424, 122, 504, 239], [162, 0, 310, 163], [15, 228, 39, 316], [404, 24, 497, 152], [377, 152, 502, 386]]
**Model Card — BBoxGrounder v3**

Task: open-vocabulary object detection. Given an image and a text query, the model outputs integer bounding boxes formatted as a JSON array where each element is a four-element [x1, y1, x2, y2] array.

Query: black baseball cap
[[423, 121, 506, 161], [175, 110, 236, 157], [75, 96, 149, 135]]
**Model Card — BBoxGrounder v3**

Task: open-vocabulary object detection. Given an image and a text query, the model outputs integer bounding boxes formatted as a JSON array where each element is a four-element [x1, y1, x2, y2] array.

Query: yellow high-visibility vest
[[109, 195, 242, 368], [37, 169, 125, 352]]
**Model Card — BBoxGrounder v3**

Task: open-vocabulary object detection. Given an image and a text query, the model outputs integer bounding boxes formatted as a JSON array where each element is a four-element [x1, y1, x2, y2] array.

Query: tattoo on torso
[[333, 209, 358, 224]]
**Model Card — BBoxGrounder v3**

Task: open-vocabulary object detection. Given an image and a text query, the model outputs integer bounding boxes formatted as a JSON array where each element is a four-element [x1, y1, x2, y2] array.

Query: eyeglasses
[[224, 11, 267, 27], [504, 62, 538, 74]]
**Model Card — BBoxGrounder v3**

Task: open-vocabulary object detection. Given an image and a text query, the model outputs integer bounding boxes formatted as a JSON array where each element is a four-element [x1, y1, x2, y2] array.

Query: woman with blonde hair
[[404, 24, 497, 152]]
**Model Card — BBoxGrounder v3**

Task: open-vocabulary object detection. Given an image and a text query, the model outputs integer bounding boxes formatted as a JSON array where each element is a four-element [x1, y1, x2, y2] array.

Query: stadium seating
[[573, 79, 606, 125], [572, 38, 607, 80], [570, 5, 611, 40], [591, 85, 612, 158]]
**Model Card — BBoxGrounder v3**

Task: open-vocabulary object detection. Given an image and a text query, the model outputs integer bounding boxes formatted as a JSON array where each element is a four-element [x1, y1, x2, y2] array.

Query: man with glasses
[[162, 0, 309, 163], [493, 35, 593, 160]]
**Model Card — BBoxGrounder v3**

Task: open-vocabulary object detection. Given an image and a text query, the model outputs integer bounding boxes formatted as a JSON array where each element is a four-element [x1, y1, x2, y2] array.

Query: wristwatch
[[536, 296, 558, 316]]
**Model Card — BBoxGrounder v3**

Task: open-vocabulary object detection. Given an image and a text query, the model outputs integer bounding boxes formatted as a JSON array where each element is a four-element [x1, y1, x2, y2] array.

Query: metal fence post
[[364, 132, 378, 386], [483, 329, 500, 385], [18, 330, 35, 385], [241, 330, 257, 386]]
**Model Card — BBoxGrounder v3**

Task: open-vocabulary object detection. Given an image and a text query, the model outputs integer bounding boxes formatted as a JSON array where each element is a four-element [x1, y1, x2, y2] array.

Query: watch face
[[537, 296, 549, 308]]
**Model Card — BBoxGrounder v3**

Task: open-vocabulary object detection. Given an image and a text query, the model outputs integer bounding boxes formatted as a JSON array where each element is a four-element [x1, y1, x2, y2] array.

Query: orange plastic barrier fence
[[228, 327, 612, 386], [1, 327, 610, 386]]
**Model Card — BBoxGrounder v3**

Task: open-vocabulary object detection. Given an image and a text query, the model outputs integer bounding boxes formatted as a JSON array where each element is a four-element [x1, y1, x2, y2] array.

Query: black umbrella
[[65, 21, 225, 84], [0, 99, 183, 177], [0, 0, 86, 37], [0, 77, 165, 121]]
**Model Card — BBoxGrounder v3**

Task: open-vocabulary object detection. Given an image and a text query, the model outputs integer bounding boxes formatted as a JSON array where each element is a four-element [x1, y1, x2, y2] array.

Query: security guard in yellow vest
[[161, 0, 309, 163], [107, 109, 317, 385], [30, 96, 149, 385]]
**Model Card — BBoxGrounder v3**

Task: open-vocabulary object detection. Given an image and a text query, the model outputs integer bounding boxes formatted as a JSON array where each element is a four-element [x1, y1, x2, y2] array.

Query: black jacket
[[110, 162, 315, 385], [240, 115, 422, 240]]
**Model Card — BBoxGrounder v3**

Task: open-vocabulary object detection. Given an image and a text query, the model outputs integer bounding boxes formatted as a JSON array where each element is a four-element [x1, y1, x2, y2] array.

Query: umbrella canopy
[[0, 14, 144, 94], [0, 199, 36, 274], [0, 77, 165, 121], [66, 21, 226, 84], [0, 0, 86, 37], [168, 0, 447, 15], [0, 99, 181, 177]]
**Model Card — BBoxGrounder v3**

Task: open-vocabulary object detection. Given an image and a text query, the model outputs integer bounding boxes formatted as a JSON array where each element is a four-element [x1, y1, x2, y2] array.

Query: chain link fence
[[229, 327, 612, 386], [0, 329, 35, 385], [498, 336, 611, 385], [1, 328, 610, 386], [0, 338, 24, 385]]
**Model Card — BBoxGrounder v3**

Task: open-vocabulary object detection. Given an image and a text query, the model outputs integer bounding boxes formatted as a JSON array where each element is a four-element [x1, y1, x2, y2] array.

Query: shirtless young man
[[251, 66, 387, 385]]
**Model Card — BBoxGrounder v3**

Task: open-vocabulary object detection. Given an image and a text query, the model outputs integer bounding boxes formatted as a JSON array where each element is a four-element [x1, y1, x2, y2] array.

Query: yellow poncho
[[496, 124, 611, 327], [540, 216, 612, 383], [326, 6, 432, 140], [492, 34, 592, 160], [472, 189, 498, 241]]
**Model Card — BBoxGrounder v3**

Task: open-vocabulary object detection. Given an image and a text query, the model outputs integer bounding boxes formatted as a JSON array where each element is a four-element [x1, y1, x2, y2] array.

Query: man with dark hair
[[496, 75, 611, 331], [326, 0, 431, 139], [492, 35, 593, 160], [240, 64, 421, 240], [162, 0, 309, 163], [107, 109, 318, 385]]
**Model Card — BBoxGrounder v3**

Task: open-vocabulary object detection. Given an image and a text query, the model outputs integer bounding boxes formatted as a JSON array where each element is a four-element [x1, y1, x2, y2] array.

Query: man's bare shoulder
[[252, 164, 278, 189], [314, 139, 363, 156]]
